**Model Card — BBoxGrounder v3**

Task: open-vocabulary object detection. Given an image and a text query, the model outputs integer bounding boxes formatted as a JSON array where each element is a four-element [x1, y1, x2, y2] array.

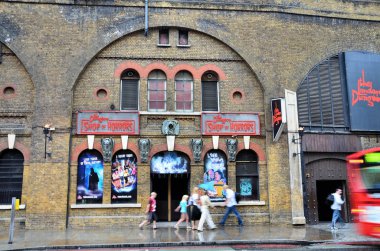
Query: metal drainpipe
[[144, 0, 149, 36]]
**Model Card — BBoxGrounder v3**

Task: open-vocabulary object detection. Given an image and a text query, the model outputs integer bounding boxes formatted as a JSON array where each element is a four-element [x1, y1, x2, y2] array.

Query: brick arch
[[144, 62, 171, 79], [201, 142, 228, 161], [236, 142, 266, 161], [150, 143, 193, 160], [198, 64, 227, 81], [112, 142, 140, 163], [114, 61, 145, 79], [171, 64, 200, 80], [0, 142, 31, 164], [71, 139, 103, 163]]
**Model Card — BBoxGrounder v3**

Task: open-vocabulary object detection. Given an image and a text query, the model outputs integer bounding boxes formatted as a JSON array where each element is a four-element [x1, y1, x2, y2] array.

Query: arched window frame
[[175, 71, 193, 112], [120, 69, 140, 111], [236, 150, 259, 201], [201, 71, 219, 112], [148, 70, 167, 112]]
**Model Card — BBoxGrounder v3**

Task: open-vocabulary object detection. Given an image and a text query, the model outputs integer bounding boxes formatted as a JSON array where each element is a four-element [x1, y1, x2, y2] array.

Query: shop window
[[175, 71, 193, 112], [148, 70, 167, 111], [121, 69, 139, 110], [203, 150, 228, 202], [201, 71, 219, 112], [236, 150, 259, 201], [76, 150, 104, 204], [178, 30, 189, 46], [297, 54, 349, 132], [158, 29, 170, 46], [111, 150, 138, 204], [0, 149, 24, 205]]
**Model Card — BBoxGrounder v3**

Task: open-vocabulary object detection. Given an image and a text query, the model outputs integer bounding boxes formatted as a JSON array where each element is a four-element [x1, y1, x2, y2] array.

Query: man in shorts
[[139, 192, 158, 229]]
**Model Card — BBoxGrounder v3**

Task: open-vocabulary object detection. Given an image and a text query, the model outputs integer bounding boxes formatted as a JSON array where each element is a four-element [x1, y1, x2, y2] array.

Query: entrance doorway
[[151, 174, 189, 221], [316, 180, 348, 222]]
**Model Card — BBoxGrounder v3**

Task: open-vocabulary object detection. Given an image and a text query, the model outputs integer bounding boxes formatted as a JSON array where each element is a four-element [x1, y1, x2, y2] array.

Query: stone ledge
[[212, 201, 265, 207], [0, 204, 26, 210], [71, 203, 141, 209]]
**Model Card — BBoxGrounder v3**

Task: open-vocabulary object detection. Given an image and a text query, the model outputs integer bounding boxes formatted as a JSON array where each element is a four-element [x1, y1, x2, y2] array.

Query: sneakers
[[186, 225, 192, 229], [330, 226, 338, 230]]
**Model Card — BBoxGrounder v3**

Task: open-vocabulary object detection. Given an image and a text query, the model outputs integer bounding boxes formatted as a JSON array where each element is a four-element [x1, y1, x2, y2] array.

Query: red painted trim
[[236, 141, 266, 161], [171, 64, 200, 80], [71, 139, 103, 163], [113, 142, 140, 163], [93, 88, 109, 101], [0, 141, 30, 164], [150, 143, 193, 161], [0, 84, 17, 99], [201, 142, 228, 161], [198, 64, 226, 81], [230, 88, 245, 105], [145, 62, 171, 79], [114, 61, 145, 79]]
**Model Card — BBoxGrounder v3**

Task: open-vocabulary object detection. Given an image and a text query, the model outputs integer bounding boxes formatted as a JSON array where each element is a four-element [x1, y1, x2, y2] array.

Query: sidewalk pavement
[[1, 222, 379, 250]]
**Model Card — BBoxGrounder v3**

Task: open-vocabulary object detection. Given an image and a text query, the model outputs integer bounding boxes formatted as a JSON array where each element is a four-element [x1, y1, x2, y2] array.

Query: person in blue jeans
[[331, 188, 345, 230], [219, 185, 243, 226]]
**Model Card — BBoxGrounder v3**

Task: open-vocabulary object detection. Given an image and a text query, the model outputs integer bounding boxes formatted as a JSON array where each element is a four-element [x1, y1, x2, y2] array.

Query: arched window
[[203, 150, 227, 202], [175, 71, 193, 112], [0, 149, 24, 205], [76, 150, 104, 204], [297, 54, 348, 132], [201, 71, 219, 111], [148, 70, 167, 111], [236, 150, 258, 201], [121, 69, 139, 110]]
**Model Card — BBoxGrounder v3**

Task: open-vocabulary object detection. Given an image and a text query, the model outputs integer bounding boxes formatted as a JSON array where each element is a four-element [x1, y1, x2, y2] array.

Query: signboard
[[271, 98, 286, 141], [77, 112, 139, 135], [203, 150, 228, 202], [111, 150, 137, 203], [345, 52, 380, 131], [151, 151, 190, 174], [201, 113, 260, 135], [76, 150, 104, 204]]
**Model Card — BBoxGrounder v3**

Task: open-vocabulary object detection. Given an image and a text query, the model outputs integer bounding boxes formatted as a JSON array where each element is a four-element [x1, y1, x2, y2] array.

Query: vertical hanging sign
[[271, 98, 286, 142]]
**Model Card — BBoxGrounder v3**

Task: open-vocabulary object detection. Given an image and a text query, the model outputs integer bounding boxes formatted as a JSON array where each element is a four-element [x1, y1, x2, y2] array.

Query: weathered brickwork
[[0, 0, 379, 229]]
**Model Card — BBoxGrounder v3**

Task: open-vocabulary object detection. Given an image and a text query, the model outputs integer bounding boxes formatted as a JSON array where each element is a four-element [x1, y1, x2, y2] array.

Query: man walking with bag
[[331, 188, 345, 230], [219, 185, 243, 226]]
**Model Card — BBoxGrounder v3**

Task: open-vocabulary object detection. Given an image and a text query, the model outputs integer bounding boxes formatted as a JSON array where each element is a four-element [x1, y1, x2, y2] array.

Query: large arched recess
[[72, 27, 264, 113]]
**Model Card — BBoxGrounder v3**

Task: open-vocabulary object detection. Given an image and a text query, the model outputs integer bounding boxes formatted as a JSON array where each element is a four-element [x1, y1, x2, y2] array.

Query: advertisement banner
[[76, 150, 104, 204], [271, 98, 286, 142], [111, 150, 138, 203], [203, 150, 228, 202], [151, 151, 190, 174], [77, 112, 139, 135], [345, 52, 380, 131], [201, 113, 260, 135]]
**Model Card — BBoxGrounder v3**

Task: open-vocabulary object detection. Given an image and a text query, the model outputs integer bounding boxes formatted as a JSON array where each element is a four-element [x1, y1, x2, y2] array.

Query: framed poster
[[203, 150, 228, 202]]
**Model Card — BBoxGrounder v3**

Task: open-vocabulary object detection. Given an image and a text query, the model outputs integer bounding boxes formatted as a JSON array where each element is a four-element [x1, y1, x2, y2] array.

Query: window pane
[[121, 79, 138, 110], [202, 81, 218, 111]]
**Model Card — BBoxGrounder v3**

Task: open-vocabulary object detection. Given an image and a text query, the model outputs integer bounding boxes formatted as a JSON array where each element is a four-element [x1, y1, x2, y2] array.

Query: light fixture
[[291, 127, 304, 144]]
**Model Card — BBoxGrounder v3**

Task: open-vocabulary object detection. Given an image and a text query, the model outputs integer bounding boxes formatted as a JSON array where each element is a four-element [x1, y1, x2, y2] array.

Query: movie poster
[[111, 150, 137, 203], [203, 150, 228, 202], [151, 151, 189, 174], [76, 150, 104, 204]]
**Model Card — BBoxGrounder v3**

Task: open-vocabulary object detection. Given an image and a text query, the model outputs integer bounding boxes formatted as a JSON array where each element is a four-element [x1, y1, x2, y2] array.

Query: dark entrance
[[151, 174, 189, 221], [316, 180, 348, 222]]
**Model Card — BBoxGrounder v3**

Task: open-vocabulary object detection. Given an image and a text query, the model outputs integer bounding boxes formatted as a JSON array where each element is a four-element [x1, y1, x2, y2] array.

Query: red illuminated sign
[[201, 113, 260, 135], [352, 70, 380, 107]]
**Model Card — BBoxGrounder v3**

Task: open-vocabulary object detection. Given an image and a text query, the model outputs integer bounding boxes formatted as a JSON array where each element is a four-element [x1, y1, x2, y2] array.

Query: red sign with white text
[[201, 113, 260, 135], [77, 112, 139, 135]]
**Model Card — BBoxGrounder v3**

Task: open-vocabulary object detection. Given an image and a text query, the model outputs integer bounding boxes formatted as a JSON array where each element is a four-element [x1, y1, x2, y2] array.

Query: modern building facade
[[0, 0, 379, 229]]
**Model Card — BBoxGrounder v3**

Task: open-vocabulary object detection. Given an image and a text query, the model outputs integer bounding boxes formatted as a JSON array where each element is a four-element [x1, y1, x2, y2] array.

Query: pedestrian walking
[[139, 192, 158, 230], [330, 188, 345, 230], [219, 185, 243, 226], [197, 189, 217, 232], [188, 187, 201, 230], [174, 195, 191, 229]]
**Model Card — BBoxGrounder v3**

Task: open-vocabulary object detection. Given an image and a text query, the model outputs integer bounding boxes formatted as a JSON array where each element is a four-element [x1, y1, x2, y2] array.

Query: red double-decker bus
[[347, 147, 380, 238]]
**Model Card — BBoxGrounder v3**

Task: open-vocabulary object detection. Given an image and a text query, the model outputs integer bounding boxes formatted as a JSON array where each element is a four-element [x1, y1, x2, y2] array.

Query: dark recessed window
[[178, 30, 189, 46], [121, 70, 139, 110], [236, 150, 259, 201], [96, 89, 107, 99], [202, 71, 219, 112], [3, 86, 15, 95], [159, 29, 169, 45]]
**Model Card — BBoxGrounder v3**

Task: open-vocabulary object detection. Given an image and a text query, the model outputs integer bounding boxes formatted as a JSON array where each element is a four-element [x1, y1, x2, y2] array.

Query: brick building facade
[[0, 0, 379, 229]]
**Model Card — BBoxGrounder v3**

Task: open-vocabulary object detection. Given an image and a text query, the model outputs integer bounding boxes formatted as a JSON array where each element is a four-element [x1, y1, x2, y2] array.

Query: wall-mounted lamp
[[291, 127, 304, 144], [43, 124, 54, 158]]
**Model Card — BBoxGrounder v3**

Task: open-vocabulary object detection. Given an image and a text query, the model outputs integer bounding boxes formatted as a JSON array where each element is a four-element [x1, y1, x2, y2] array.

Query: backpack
[[235, 192, 241, 204], [325, 193, 334, 205]]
